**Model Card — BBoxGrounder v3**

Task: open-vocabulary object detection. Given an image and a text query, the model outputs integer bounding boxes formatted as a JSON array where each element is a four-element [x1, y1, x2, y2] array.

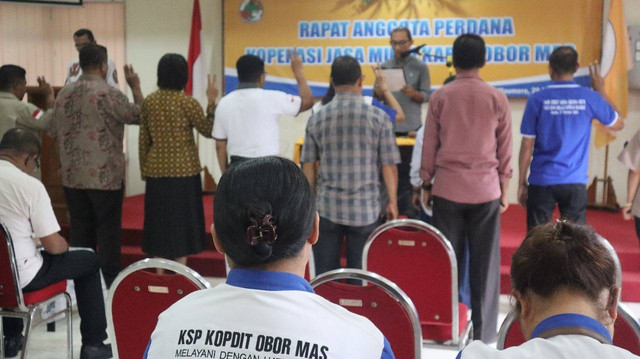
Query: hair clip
[[245, 214, 278, 246]]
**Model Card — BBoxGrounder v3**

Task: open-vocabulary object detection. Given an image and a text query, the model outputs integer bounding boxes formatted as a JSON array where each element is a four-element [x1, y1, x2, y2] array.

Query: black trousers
[[63, 186, 123, 288], [526, 184, 587, 231], [313, 217, 379, 275], [397, 141, 419, 219], [433, 196, 501, 343], [2, 250, 108, 345], [229, 156, 251, 168]]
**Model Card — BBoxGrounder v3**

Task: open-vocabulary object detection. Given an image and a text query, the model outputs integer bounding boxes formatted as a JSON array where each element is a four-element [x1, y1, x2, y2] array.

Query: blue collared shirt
[[521, 81, 618, 186]]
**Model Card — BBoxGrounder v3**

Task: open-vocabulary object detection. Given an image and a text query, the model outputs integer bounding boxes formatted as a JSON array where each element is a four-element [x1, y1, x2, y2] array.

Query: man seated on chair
[[0, 129, 112, 359]]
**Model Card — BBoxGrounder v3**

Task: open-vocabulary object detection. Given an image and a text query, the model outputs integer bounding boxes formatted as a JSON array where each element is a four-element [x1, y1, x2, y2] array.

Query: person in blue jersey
[[144, 157, 395, 359], [457, 221, 639, 359], [312, 63, 405, 123], [518, 46, 624, 230]]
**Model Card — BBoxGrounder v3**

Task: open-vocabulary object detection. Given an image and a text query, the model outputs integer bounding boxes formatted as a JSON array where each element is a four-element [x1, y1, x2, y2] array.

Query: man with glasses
[[0, 65, 53, 140], [65, 29, 119, 89], [0, 128, 113, 359], [376, 27, 431, 218]]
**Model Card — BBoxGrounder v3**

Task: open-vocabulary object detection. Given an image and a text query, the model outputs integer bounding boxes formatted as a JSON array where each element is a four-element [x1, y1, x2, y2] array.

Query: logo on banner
[[239, 0, 264, 24]]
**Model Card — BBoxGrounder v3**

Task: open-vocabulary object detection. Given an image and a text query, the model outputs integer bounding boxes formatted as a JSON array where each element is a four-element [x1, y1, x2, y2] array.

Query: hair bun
[[245, 214, 278, 247]]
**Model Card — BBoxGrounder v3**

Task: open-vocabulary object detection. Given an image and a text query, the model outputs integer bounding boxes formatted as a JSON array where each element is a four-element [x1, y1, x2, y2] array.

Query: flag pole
[[602, 144, 609, 204]]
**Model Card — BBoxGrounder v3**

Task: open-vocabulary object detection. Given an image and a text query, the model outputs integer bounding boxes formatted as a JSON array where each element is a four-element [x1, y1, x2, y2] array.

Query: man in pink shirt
[[419, 34, 513, 343]]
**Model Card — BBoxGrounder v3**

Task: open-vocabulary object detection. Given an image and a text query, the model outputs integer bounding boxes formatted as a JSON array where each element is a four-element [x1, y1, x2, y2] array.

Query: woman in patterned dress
[[139, 53, 218, 268]]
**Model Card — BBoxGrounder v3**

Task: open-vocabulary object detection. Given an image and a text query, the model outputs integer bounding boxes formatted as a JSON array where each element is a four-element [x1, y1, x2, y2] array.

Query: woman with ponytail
[[457, 221, 639, 358], [144, 157, 395, 359]]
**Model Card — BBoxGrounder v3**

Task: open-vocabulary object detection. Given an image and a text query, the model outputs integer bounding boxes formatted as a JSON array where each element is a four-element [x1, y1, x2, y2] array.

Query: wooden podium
[[26, 86, 70, 224]]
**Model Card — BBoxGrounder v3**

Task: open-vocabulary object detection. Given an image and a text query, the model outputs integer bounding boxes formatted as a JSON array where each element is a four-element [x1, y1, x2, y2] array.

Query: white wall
[[123, 0, 640, 206]]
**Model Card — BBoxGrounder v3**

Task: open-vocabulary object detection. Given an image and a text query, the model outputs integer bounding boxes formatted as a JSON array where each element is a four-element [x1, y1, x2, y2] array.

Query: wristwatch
[[421, 183, 432, 191]]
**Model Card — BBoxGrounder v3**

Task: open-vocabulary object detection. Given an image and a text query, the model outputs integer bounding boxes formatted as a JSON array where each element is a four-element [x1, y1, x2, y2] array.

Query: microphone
[[400, 44, 426, 57]]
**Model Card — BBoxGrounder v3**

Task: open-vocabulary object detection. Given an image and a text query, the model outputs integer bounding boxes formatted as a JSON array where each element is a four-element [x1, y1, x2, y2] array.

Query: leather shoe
[[3, 334, 24, 358], [80, 343, 112, 359]]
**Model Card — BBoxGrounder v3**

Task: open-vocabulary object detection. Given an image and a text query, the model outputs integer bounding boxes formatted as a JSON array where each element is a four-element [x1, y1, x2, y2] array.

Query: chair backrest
[[496, 310, 523, 349], [498, 304, 640, 354], [614, 303, 640, 355], [363, 219, 459, 340], [106, 258, 211, 359], [311, 268, 422, 359], [0, 222, 27, 312]]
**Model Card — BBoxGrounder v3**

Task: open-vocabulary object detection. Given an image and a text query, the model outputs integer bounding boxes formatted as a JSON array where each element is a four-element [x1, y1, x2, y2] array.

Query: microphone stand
[[417, 52, 456, 84]]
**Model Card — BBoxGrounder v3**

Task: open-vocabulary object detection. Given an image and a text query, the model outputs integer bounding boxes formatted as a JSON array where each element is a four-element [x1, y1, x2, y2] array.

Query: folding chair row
[[362, 219, 473, 348], [311, 268, 423, 359], [106, 258, 211, 359]]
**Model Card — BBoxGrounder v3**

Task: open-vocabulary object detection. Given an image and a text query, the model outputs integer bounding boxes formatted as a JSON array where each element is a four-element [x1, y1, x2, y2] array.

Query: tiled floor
[[12, 277, 640, 359]]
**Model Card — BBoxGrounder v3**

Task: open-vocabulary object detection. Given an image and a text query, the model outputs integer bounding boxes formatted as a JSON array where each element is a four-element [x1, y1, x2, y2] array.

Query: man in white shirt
[[212, 52, 313, 172], [65, 29, 119, 89], [0, 129, 112, 359]]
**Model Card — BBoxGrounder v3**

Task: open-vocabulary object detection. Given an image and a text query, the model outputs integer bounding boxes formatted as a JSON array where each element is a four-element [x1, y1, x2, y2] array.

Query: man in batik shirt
[[48, 44, 143, 287]]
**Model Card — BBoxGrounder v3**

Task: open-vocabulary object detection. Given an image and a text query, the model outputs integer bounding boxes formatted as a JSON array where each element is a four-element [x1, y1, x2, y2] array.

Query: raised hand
[[589, 61, 605, 93], [289, 48, 303, 73], [37, 76, 53, 97], [372, 62, 388, 91], [206, 74, 219, 103], [123, 64, 140, 89], [69, 63, 80, 77]]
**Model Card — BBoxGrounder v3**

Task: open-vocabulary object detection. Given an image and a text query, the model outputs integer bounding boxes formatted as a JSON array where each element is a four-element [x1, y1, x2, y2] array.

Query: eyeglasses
[[390, 40, 409, 47]]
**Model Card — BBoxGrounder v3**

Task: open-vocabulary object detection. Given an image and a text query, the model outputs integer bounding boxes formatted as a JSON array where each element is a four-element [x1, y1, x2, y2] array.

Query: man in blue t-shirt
[[518, 46, 624, 230]]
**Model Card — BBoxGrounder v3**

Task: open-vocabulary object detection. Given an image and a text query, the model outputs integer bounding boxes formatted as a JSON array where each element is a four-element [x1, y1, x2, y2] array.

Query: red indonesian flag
[[186, 0, 205, 100], [32, 109, 43, 120]]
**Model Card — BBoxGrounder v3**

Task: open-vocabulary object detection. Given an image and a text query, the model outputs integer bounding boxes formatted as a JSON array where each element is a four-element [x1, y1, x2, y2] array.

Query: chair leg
[[20, 309, 36, 359], [0, 315, 5, 359], [64, 292, 73, 359]]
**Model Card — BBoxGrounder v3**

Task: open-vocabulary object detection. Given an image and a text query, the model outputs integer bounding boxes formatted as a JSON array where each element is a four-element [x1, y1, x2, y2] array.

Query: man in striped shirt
[[301, 55, 400, 276]]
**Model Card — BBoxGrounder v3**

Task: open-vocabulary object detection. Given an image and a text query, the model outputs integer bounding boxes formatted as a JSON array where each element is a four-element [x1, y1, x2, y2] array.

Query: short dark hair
[[452, 34, 486, 70], [213, 157, 316, 267], [511, 222, 617, 307], [0, 65, 26, 91], [0, 128, 41, 156], [391, 27, 412, 41], [549, 46, 578, 75], [79, 44, 107, 71], [73, 28, 95, 42], [330, 56, 361, 86], [157, 53, 189, 91], [236, 55, 265, 83], [321, 84, 335, 105]]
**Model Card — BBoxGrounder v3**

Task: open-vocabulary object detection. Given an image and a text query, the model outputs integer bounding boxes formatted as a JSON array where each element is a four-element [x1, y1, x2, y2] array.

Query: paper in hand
[[382, 68, 406, 92]]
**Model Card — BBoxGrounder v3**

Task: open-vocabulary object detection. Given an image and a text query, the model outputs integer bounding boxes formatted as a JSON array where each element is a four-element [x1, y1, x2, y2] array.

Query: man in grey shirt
[[376, 27, 430, 217], [378, 27, 430, 134]]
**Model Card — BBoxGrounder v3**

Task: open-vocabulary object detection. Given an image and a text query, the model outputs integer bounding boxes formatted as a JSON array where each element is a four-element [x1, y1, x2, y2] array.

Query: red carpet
[[500, 205, 640, 302], [110, 195, 640, 301]]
